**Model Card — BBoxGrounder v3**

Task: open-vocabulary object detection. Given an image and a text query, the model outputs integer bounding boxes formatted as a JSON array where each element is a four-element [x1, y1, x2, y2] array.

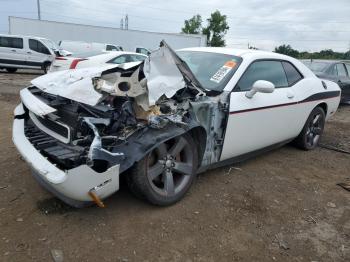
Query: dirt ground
[[0, 69, 349, 262]]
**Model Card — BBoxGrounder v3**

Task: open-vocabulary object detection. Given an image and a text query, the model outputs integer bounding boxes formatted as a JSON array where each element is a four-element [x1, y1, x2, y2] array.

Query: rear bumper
[[12, 103, 120, 207]]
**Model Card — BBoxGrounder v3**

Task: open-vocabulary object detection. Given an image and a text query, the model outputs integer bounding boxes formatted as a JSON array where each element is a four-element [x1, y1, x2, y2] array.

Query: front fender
[[112, 122, 200, 173]]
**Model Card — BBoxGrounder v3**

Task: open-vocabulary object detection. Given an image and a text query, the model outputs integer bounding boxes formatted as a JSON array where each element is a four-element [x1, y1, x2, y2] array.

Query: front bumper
[[12, 103, 120, 207]]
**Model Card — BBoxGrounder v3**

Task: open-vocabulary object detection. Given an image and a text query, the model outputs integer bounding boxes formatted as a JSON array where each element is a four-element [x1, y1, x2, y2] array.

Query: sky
[[0, 0, 350, 52]]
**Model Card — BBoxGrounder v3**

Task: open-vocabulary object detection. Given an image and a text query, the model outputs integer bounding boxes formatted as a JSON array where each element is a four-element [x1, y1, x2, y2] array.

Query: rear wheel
[[127, 133, 198, 206], [295, 106, 325, 150], [6, 68, 17, 73]]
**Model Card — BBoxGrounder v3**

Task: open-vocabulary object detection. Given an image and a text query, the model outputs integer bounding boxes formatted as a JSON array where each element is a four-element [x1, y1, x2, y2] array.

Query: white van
[[59, 40, 123, 54], [0, 34, 62, 73]]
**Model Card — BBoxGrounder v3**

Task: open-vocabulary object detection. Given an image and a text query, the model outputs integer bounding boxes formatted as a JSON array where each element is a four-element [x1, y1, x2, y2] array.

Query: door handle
[[11, 49, 16, 52], [287, 91, 294, 99], [27, 51, 32, 54]]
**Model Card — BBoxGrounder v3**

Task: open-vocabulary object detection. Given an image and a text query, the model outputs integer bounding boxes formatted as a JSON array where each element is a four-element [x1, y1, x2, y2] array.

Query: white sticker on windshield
[[210, 61, 237, 83]]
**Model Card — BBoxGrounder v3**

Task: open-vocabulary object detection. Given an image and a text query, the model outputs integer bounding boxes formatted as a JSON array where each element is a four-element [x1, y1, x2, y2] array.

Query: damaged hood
[[31, 41, 204, 108], [31, 62, 142, 106], [159, 41, 203, 91]]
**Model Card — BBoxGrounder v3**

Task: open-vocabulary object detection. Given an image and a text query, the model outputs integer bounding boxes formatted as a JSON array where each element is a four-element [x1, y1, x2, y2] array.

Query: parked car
[[13, 41, 340, 208], [0, 34, 69, 73], [135, 47, 151, 56], [49, 51, 147, 72], [302, 59, 350, 103], [59, 40, 123, 54]]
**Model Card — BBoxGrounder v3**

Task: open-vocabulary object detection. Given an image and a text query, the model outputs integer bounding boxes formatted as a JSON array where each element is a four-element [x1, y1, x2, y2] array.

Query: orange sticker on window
[[224, 61, 237, 68]]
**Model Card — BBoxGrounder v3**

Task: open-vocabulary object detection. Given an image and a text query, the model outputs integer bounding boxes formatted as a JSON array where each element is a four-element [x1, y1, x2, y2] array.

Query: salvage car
[[12, 41, 341, 208], [49, 51, 147, 72], [302, 59, 350, 103]]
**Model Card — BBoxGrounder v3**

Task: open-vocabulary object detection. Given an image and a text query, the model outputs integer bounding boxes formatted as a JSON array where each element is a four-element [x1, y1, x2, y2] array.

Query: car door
[[220, 60, 303, 160], [0, 36, 26, 66], [340, 63, 350, 102], [27, 39, 53, 67]]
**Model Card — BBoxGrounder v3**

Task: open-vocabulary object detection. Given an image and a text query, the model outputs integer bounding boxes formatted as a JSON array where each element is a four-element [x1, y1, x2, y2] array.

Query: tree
[[248, 44, 259, 50], [181, 15, 202, 34], [274, 44, 299, 58], [202, 10, 229, 47]]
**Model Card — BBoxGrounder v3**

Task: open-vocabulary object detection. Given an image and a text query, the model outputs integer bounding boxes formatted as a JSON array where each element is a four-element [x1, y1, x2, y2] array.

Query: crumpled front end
[[13, 103, 120, 207], [12, 41, 230, 207]]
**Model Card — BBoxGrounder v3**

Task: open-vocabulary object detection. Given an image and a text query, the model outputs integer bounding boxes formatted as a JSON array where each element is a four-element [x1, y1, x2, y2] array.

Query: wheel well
[[42, 61, 51, 68], [188, 126, 207, 167], [317, 102, 328, 115]]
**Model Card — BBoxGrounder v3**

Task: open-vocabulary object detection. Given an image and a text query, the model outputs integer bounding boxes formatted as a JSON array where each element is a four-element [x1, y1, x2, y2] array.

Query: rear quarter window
[[282, 61, 303, 85]]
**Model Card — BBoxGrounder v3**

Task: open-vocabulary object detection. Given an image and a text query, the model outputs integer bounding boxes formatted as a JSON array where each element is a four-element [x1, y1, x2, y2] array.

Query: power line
[[39, 12, 350, 43], [41, 0, 350, 25], [41, 11, 182, 24], [32, 0, 350, 49]]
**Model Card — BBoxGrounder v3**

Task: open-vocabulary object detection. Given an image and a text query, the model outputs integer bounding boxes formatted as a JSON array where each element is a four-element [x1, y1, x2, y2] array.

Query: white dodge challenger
[[12, 41, 341, 207]]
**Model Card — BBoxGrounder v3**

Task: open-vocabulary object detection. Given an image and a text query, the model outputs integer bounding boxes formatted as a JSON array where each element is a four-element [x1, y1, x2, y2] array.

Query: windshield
[[177, 51, 242, 91], [40, 39, 60, 50], [302, 61, 330, 73]]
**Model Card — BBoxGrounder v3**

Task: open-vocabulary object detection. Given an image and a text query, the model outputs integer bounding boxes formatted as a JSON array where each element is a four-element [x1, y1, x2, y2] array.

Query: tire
[[42, 62, 51, 74], [6, 68, 17, 73], [294, 106, 326, 150], [127, 133, 198, 206]]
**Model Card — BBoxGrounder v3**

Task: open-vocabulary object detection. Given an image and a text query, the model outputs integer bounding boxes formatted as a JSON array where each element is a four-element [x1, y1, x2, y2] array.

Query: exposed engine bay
[[22, 41, 230, 175]]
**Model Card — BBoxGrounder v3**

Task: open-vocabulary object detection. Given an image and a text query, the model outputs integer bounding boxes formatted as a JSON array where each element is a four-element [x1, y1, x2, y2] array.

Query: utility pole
[[37, 0, 41, 20], [125, 14, 128, 30], [120, 18, 124, 29]]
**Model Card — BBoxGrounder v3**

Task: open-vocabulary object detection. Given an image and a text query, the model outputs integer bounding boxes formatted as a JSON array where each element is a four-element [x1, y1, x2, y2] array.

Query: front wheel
[[294, 106, 325, 150], [127, 133, 198, 206]]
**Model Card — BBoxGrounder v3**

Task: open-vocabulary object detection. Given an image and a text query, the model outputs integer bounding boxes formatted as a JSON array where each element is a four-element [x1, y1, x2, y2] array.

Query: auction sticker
[[210, 61, 237, 83]]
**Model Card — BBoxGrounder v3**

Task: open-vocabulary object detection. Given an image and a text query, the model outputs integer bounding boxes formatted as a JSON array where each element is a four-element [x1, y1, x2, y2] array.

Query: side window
[[336, 63, 347, 77], [345, 64, 350, 76], [327, 65, 337, 76], [282, 61, 303, 85], [29, 39, 51, 54], [106, 45, 118, 51], [108, 55, 130, 64], [236, 60, 288, 91], [0, 37, 23, 49]]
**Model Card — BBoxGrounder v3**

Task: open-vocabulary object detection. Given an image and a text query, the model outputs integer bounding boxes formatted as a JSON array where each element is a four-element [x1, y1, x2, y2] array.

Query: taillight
[[69, 58, 87, 69], [55, 57, 67, 60]]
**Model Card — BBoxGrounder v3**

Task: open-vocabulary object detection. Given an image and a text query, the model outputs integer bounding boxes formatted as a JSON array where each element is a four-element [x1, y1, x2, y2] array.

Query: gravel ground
[[0, 70, 349, 262]]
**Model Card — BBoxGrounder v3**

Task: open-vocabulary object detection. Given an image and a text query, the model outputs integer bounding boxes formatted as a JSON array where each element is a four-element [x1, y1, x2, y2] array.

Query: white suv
[[0, 34, 61, 73]]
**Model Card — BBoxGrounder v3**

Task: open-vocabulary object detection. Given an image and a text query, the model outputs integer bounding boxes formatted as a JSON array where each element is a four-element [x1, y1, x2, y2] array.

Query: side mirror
[[245, 80, 275, 98]]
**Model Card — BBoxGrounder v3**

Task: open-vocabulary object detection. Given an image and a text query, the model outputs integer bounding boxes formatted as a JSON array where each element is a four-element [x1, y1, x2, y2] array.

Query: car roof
[[0, 34, 49, 40]]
